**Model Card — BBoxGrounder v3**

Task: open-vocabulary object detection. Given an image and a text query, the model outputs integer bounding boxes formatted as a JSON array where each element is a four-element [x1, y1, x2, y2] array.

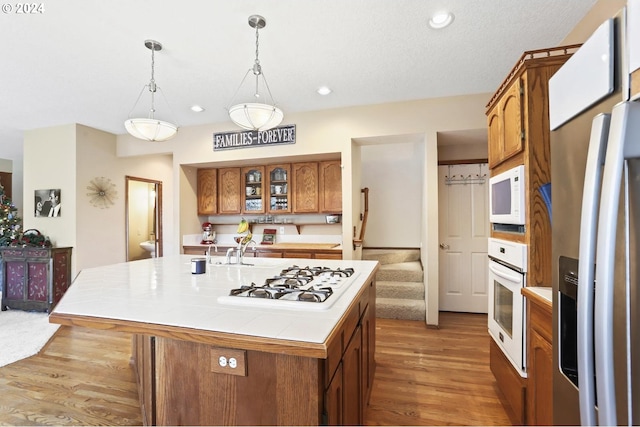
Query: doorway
[[437, 163, 490, 313], [125, 176, 163, 261]]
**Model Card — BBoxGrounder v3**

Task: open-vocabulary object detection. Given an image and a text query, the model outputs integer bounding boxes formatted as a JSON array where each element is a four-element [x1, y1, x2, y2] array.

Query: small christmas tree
[[0, 184, 22, 246]]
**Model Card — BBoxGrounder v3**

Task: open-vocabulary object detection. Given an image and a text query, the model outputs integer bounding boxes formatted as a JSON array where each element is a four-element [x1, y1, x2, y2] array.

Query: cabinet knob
[[439, 243, 450, 250]]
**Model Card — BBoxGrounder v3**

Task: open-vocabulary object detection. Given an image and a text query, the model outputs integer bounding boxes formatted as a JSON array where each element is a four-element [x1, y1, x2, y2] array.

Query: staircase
[[362, 248, 426, 321]]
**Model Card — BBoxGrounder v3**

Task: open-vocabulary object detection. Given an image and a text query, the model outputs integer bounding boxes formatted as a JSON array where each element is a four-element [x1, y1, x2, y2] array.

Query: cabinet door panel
[[342, 325, 362, 425], [325, 363, 343, 425], [241, 166, 265, 214], [27, 262, 48, 301], [218, 168, 241, 214], [197, 169, 217, 215], [501, 80, 524, 162], [487, 107, 502, 168], [292, 162, 319, 213], [5, 261, 25, 300], [267, 164, 291, 213], [319, 160, 342, 213], [529, 328, 553, 425]]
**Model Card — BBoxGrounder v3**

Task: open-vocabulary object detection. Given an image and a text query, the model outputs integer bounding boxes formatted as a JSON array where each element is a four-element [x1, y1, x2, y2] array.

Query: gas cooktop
[[217, 265, 360, 311]]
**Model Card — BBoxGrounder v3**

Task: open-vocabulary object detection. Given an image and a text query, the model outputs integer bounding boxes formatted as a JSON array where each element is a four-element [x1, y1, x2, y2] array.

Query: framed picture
[[261, 228, 276, 245], [35, 189, 61, 217]]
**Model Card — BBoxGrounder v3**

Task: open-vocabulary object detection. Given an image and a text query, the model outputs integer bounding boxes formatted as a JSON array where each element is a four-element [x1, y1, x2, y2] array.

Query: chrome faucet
[[224, 240, 256, 265], [241, 239, 257, 256], [225, 247, 236, 264], [206, 244, 217, 264]]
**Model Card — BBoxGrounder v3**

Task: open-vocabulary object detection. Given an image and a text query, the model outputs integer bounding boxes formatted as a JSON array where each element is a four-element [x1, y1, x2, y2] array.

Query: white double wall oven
[[488, 237, 527, 377]]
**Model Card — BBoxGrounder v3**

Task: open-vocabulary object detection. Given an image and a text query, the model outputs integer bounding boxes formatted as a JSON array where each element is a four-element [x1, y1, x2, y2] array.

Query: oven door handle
[[488, 264, 522, 285]]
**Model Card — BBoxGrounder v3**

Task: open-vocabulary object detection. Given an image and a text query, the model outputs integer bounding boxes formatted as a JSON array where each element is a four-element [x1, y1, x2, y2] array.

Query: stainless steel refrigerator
[[549, 8, 640, 426]]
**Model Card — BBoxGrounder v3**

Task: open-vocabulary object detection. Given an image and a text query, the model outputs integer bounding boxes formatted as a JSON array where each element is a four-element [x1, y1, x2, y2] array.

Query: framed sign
[[213, 125, 296, 151], [261, 228, 276, 245]]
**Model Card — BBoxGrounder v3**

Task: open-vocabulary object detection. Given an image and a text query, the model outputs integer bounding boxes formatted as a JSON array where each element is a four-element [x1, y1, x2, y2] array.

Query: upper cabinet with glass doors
[[242, 166, 265, 214], [267, 164, 291, 214]]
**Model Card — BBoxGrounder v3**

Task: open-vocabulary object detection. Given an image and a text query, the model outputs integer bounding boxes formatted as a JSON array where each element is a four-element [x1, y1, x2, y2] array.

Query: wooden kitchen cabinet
[[241, 166, 265, 214], [197, 168, 217, 216], [324, 279, 375, 426], [487, 45, 578, 426], [487, 79, 524, 169], [319, 160, 342, 213], [487, 46, 578, 284], [197, 159, 342, 217], [0, 246, 72, 313], [292, 162, 319, 213], [525, 291, 553, 426], [267, 164, 291, 213], [218, 167, 241, 214]]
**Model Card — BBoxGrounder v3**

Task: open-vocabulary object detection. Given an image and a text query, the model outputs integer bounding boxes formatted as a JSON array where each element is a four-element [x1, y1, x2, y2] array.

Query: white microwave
[[489, 165, 525, 225]]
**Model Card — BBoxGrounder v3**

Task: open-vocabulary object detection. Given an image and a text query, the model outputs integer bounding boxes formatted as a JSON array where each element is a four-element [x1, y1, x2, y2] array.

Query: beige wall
[[24, 124, 78, 269], [561, 0, 626, 45], [438, 143, 488, 162], [24, 124, 173, 276]]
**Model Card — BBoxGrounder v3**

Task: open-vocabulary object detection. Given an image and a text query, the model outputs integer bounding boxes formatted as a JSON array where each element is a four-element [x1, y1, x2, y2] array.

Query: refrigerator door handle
[[577, 113, 610, 426], [595, 101, 640, 426]]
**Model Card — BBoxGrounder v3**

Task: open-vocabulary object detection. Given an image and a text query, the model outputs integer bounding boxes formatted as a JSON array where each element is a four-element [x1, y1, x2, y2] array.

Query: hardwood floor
[[0, 326, 142, 426], [0, 312, 510, 426], [365, 313, 512, 426]]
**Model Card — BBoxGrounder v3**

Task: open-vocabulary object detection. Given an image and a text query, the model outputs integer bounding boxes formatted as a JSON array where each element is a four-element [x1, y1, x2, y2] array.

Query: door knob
[[439, 243, 450, 250]]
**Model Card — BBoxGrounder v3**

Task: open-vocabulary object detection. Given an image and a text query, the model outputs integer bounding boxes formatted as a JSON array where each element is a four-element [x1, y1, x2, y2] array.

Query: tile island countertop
[[49, 255, 378, 357]]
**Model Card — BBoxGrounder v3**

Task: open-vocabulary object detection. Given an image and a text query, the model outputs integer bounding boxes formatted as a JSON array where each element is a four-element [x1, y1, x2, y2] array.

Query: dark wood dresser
[[0, 246, 73, 313]]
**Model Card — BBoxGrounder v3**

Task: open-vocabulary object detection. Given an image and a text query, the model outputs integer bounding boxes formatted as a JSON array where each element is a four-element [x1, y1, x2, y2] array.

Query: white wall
[[361, 141, 424, 248]]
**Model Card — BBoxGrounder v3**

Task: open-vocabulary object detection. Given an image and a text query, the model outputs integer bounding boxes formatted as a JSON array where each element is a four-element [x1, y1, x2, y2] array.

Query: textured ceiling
[[0, 0, 598, 151]]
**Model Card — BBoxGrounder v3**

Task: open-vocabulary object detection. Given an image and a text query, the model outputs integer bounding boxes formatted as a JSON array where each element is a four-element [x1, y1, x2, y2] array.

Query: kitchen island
[[49, 255, 378, 426]]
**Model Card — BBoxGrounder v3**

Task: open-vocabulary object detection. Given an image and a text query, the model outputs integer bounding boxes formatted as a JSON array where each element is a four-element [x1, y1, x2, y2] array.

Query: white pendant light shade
[[228, 15, 284, 132], [125, 40, 179, 142], [229, 102, 284, 131], [124, 118, 178, 142]]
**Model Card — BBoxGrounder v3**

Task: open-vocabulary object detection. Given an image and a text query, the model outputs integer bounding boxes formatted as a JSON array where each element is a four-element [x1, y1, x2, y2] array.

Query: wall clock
[[86, 176, 117, 209]]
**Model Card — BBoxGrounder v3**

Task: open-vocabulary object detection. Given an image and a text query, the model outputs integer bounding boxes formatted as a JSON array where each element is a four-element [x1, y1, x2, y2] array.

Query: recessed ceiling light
[[429, 11, 454, 29], [317, 86, 332, 95], [190, 105, 205, 112]]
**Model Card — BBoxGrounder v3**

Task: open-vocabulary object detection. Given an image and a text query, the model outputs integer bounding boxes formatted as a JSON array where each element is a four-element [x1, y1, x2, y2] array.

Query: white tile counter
[[50, 255, 378, 354]]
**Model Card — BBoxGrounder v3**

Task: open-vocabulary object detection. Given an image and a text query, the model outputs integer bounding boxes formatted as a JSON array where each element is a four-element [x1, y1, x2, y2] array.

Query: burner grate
[[227, 265, 353, 303]]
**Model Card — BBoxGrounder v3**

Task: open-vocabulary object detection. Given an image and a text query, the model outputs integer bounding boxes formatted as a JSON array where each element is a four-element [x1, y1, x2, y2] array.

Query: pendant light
[[124, 40, 178, 142], [228, 15, 284, 131]]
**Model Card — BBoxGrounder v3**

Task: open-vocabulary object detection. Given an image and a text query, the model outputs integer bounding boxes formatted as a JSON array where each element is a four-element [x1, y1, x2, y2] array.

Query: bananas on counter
[[241, 232, 253, 245], [237, 218, 249, 234]]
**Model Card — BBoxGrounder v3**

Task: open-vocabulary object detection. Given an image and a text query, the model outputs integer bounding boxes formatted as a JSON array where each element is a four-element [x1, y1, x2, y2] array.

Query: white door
[[438, 164, 490, 313]]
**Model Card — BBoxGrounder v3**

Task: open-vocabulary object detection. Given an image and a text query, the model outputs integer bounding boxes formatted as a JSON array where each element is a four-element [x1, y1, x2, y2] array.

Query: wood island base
[[131, 278, 376, 426]]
